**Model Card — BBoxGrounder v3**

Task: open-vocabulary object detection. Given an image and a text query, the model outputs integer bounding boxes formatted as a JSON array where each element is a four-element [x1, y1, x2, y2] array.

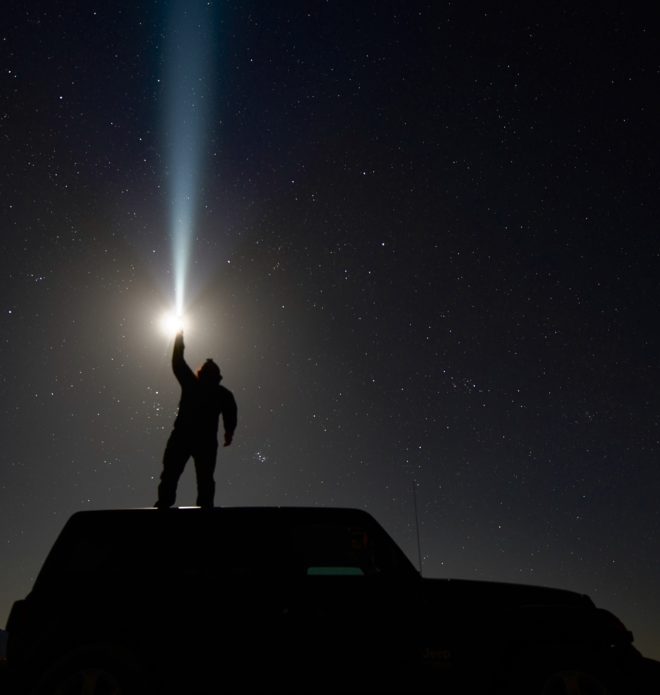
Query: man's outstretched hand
[[224, 432, 233, 447]]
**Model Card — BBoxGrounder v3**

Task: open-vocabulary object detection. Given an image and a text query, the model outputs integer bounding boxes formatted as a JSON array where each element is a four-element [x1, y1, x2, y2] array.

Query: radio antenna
[[412, 479, 423, 575]]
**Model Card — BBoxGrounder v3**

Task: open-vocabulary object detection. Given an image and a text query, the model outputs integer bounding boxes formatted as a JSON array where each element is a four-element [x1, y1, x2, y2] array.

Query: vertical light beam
[[164, 0, 216, 316]]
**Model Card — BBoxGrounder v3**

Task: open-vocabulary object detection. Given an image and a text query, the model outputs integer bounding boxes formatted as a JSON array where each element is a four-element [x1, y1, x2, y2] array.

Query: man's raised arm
[[172, 331, 195, 386]]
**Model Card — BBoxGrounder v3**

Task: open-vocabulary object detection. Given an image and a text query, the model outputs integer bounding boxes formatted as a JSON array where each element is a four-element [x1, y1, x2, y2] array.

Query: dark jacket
[[171, 334, 237, 444]]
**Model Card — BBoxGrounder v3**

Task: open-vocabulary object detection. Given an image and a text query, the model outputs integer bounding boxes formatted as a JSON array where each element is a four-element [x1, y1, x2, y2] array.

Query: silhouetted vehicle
[[6, 507, 660, 694]]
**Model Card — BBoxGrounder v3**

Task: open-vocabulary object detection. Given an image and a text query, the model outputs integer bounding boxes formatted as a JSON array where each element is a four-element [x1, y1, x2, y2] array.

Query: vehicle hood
[[420, 576, 594, 609]]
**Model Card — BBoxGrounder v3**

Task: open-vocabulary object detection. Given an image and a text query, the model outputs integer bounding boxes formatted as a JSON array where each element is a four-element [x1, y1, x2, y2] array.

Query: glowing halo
[[159, 311, 187, 337]]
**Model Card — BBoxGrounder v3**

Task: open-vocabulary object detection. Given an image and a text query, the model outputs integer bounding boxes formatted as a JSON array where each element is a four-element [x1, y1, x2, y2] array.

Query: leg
[[156, 432, 190, 508], [193, 444, 218, 509]]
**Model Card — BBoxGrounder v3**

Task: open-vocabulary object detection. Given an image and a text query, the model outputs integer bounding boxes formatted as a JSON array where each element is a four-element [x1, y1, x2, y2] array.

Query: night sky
[[2, 1, 660, 658]]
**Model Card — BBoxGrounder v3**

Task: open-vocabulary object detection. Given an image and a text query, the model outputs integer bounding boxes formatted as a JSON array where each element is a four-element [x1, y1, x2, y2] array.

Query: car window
[[290, 524, 379, 576]]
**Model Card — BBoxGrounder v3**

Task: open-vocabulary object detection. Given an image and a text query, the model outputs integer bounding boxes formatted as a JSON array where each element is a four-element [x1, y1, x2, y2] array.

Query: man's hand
[[224, 432, 233, 447]]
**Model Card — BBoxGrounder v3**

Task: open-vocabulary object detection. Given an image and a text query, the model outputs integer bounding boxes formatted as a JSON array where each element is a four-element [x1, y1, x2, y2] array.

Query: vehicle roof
[[32, 506, 418, 589], [62, 505, 381, 530], [68, 505, 377, 517]]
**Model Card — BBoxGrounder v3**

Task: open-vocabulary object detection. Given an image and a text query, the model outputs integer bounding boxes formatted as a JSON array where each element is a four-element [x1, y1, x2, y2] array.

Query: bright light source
[[160, 311, 187, 337]]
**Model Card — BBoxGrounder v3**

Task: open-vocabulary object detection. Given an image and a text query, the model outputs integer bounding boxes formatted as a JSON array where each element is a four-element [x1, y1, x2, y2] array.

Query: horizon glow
[[164, 0, 217, 317]]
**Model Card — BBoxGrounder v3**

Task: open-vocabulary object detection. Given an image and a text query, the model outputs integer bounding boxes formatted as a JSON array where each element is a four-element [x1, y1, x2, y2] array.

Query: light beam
[[163, 0, 217, 319]]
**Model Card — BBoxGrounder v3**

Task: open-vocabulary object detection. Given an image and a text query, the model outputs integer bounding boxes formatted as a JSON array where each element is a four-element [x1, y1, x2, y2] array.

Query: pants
[[156, 430, 218, 509]]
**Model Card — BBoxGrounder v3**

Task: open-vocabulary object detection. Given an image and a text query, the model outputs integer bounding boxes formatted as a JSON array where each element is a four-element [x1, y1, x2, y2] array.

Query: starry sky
[[2, 1, 660, 658]]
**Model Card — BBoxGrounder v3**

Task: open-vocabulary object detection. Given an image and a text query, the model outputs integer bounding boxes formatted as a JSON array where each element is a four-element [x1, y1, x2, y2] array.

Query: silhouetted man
[[156, 331, 237, 509]]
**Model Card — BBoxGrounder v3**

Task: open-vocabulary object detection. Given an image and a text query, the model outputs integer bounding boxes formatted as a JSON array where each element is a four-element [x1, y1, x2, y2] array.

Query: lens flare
[[160, 311, 187, 337]]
